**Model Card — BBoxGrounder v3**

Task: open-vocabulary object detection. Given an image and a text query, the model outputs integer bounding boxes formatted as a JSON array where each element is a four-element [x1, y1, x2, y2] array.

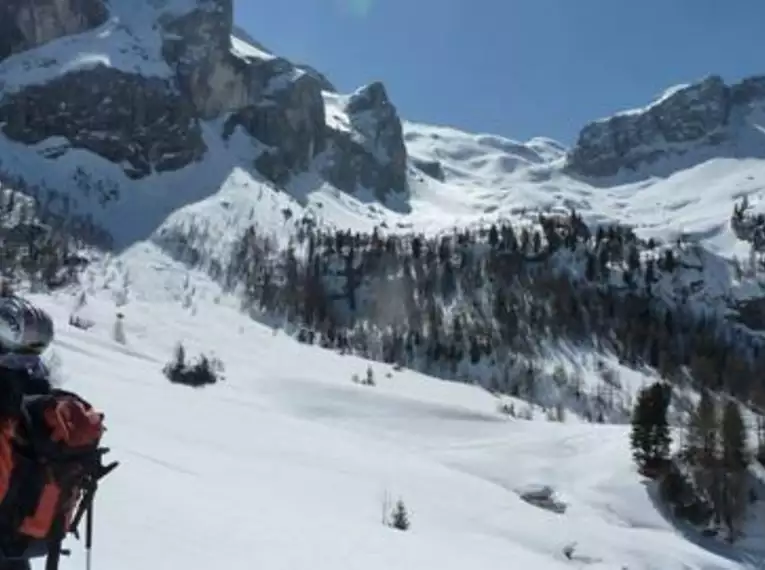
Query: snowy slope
[[401, 123, 765, 261], [0, 0, 200, 94], [21, 251, 763, 570]]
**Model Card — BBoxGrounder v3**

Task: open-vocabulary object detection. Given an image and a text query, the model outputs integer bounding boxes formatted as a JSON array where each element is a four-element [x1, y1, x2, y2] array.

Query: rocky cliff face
[[0, 0, 108, 61], [322, 82, 408, 200], [565, 75, 765, 178], [0, 0, 408, 200], [0, 67, 205, 179], [160, 0, 237, 119], [227, 70, 327, 185]]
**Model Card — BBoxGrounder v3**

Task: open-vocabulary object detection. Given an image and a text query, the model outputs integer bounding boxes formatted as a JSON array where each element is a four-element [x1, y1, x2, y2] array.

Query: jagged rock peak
[[343, 82, 405, 159], [346, 81, 392, 115], [320, 82, 408, 200], [565, 74, 765, 178]]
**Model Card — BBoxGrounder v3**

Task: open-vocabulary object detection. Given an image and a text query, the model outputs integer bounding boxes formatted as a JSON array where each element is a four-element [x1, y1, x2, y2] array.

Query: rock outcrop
[[322, 82, 408, 199], [411, 156, 445, 181], [227, 71, 327, 185], [0, 66, 206, 179], [565, 75, 765, 178], [0, 0, 108, 62], [160, 0, 238, 119], [0, 0, 407, 198]]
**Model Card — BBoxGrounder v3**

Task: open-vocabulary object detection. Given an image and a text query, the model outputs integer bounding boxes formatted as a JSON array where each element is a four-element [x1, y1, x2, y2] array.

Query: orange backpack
[[0, 390, 118, 570]]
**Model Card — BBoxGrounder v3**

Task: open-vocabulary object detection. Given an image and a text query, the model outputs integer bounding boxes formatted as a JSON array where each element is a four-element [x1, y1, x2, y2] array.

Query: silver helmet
[[0, 296, 54, 354]]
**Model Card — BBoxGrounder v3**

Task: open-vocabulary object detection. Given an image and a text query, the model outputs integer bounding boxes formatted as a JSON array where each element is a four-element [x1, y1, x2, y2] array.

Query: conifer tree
[[721, 401, 748, 470], [686, 389, 718, 467], [390, 499, 410, 531], [630, 382, 672, 475], [720, 401, 749, 541]]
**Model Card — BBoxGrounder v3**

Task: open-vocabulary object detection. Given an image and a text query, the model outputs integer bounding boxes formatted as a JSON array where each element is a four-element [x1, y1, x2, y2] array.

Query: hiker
[[0, 296, 116, 570]]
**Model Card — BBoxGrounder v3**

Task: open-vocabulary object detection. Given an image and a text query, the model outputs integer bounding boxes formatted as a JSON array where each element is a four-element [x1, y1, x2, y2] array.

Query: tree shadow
[[642, 478, 763, 566]]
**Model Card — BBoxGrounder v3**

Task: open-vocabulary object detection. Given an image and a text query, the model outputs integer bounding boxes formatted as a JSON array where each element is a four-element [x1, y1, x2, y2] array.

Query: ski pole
[[85, 498, 93, 570]]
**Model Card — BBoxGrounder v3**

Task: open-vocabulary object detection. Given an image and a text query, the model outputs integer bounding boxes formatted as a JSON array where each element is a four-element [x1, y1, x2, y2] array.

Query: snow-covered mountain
[[1, 0, 764, 262], [0, 0, 407, 246], [3, 0, 765, 379], [4, 3, 765, 569]]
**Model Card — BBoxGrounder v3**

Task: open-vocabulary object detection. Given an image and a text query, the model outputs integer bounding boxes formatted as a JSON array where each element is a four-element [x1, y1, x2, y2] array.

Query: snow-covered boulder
[[518, 484, 568, 514]]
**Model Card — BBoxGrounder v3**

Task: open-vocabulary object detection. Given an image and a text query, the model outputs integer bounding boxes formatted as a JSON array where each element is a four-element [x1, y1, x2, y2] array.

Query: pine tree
[[585, 252, 597, 281], [720, 401, 749, 541], [631, 390, 652, 468], [686, 389, 718, 467], [683, 390, 722, 525], [722, 401, 748, 470], [630, 382, 671, 475], [389, 499, 410, 531]]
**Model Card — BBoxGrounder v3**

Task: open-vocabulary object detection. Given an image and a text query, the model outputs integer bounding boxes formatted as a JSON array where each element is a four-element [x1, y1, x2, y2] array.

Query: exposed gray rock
[[163, 3, 336, 120], [160, 0, 236, 119], [0, 65, 206, 179], [253, 150, 292, 186], [0, 0, 108, 62], [518, 485, 567, 515], [0, 0, 405, 202], [731, 76, 765, 105], [231, 27, 336, 93], [735, 297, 765, 332], [295, 64, 336, 93], [412, 156, 445, 181], [565, 76, 737, 177], [224, 70, 327, 182], [565, 74, 765, 178], [322, 82, 408, 199]]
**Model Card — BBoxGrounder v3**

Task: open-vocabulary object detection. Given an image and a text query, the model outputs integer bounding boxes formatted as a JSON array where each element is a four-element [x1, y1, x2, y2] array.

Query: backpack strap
[[0, 439, 47, 559]]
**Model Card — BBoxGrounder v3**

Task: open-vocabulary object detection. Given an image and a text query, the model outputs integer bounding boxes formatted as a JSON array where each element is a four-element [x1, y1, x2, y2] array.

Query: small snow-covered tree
[[163, 343, 224, 388], [74, 291, 87, 312], [554, 402, 566, 423], [113, 312, 126, 344], [389, 499, 410, 531], [365, 365, 376, 386]]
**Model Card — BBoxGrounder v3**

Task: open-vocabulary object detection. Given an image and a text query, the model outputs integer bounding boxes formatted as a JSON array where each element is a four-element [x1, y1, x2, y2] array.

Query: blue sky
[[235, 0, 763, 145]]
